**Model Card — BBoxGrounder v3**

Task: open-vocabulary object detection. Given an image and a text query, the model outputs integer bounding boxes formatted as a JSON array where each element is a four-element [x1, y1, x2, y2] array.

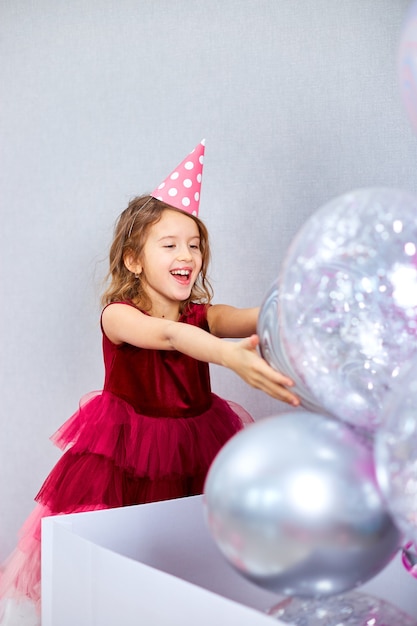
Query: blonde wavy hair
[[101, 195, 213, 312]]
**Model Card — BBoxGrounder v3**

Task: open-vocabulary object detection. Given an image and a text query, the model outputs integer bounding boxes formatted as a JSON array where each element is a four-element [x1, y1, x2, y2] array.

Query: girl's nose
[[177, 244, 192, 261]]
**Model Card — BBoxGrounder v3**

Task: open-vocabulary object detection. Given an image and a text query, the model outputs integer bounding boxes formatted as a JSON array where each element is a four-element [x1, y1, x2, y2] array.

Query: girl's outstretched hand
[[223, 334, 300, 406]]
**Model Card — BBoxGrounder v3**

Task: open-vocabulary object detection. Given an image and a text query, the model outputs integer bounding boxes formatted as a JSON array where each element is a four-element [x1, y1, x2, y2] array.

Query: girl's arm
[[102, 303, 300, 406], [207, 304, 259, 338]]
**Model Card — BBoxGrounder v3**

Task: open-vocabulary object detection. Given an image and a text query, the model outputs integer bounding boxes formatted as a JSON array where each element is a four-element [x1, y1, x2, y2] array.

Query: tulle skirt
[[0, 390, 253, 619], [37, 390, 253, 508]]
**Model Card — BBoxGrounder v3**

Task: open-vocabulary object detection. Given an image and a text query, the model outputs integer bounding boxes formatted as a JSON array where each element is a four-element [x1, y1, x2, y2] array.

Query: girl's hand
[[223, 335, 300, 406]]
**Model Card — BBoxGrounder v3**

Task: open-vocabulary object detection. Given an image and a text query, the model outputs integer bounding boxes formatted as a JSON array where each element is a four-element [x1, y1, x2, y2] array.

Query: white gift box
[[41, 494, 417, 625]]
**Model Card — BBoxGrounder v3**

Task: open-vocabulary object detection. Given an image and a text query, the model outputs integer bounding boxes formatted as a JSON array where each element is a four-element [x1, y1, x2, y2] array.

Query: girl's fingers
[[248, 357, 300, 405], [233, 335, 300, 406], [256, 373, 300, 405]]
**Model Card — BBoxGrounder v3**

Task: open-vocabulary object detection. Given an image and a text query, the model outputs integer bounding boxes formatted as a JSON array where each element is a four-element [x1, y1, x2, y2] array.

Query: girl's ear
[[124, 252, 142, 275]]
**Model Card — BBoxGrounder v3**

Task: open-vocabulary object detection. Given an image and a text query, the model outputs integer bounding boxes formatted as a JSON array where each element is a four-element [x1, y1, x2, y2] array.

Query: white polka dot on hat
[[151, 140, 205, 216]]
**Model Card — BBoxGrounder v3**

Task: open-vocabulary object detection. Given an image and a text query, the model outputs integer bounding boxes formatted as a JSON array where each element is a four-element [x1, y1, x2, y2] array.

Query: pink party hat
[[151, 140, 205, 216]]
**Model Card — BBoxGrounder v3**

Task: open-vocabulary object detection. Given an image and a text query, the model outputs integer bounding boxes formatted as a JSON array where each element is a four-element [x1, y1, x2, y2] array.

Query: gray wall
[[1, 0, 416, 561]]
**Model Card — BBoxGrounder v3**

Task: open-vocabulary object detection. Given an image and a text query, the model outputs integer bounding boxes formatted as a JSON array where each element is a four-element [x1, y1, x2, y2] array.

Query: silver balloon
[[267, 590, 417, 625], [204, 411, 401, 598], [258, 280, 326, 414], [375, 359, 417, 545], [276, 187, 417, 432]]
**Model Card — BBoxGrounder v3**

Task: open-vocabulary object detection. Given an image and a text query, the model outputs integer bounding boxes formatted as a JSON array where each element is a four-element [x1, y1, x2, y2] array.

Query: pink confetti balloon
[[275, 187, 417, 432]]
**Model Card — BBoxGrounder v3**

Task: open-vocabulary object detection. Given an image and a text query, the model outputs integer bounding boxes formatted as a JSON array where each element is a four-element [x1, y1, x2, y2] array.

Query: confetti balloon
[[375, 359, 417, 545], [258, 280, 326, 414], [275, 187, 417, 432], [399, 1, 417, 133], [267, 590, 417, 625], [204, 411, 401, 598]]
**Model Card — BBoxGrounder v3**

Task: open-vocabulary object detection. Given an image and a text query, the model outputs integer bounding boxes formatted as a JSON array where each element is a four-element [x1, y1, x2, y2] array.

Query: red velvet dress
[[0, 302, 252, 616], [36, 301, 252, 509]]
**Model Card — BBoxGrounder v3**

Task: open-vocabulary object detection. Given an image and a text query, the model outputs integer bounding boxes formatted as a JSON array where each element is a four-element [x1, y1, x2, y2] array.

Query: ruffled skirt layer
[[0, 391, 253, 617], [36, 390, 252, 509]]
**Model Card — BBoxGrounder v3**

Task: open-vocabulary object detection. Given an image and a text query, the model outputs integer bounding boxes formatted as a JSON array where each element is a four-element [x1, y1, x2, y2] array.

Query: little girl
[[0, 141, 298, 625]]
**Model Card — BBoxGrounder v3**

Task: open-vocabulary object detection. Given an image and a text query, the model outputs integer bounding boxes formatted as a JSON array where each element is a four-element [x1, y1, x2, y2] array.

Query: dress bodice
[[102, 302, 212, 418]]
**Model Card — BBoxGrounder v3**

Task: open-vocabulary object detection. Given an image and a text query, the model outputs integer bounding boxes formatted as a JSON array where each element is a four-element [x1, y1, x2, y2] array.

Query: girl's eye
[[164, 244, 175, 248], [190, 244, 200, 250]]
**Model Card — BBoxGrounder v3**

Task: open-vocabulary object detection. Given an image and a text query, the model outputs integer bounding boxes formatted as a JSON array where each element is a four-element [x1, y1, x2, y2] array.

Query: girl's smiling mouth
[[171, 268, 192, 283]]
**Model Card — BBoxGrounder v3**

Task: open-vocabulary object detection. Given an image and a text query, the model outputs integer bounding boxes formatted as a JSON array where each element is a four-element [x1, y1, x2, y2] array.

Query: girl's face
[[138, 209, 203, 311]]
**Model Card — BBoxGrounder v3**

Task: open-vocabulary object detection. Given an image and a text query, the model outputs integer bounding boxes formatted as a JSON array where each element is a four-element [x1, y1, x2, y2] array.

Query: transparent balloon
[[375, 358, 417, 546], [258, 280, 327, 414], [204, 411, 401, 598], [277, 187, 417, 431], [267, 590, 417, 625]]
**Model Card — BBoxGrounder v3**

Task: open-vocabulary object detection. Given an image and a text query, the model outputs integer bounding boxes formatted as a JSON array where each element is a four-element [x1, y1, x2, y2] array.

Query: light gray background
[[1, 0, 416, 566]]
